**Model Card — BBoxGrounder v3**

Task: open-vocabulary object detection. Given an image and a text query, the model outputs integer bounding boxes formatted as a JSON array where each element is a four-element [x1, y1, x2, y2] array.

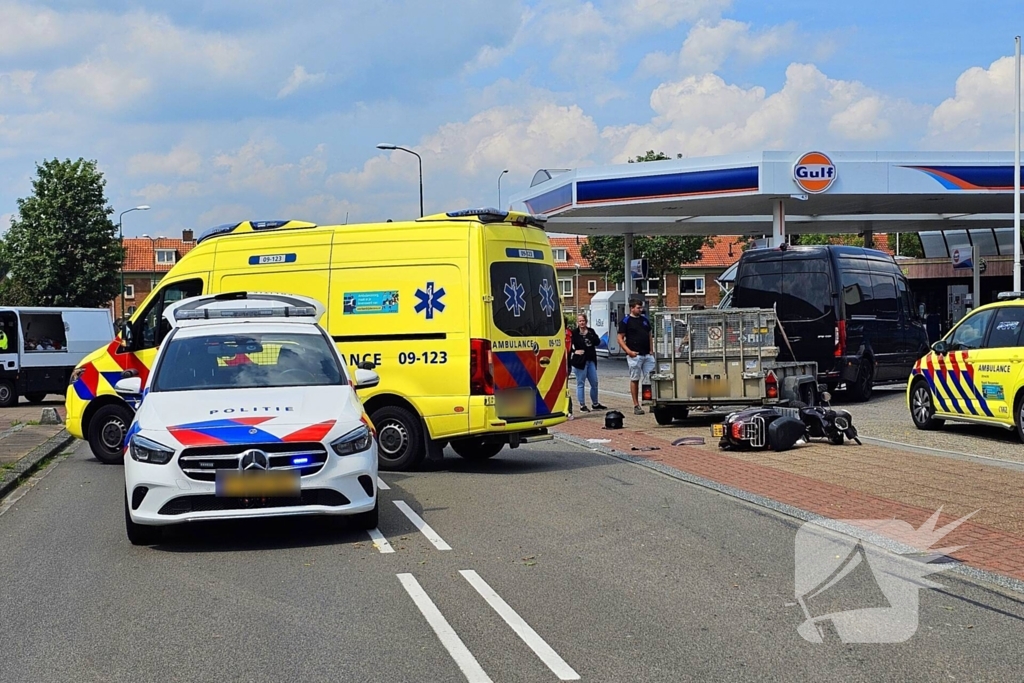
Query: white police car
[[116, 292, 380, 545]]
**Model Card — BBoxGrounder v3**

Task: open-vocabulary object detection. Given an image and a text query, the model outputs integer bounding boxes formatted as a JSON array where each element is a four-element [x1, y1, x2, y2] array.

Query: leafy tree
[[4, 158, 123, 307], [582, 150, 709, 306], [892, 232, 924, 258], [628, 150, 682, 163]]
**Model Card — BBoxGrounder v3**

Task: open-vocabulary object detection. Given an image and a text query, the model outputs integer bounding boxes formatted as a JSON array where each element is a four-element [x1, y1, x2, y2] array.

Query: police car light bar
[[174, 306, 317, 321], [997, 291, 1024, 301]]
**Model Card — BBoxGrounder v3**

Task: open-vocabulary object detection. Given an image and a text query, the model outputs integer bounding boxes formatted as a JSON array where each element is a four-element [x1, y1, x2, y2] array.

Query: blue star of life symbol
[[414, 281, 446, 320], [539, 278, 556, 317], [504, 277, 527, 317]]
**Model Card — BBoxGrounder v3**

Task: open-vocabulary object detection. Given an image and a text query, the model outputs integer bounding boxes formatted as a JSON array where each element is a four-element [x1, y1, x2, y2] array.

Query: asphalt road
[[2, 439, 1024, 682]]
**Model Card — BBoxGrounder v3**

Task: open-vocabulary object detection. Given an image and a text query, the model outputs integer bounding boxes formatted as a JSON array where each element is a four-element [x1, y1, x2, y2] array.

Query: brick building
[[113, 230, 197, 321], [550, 235, 745, 313]]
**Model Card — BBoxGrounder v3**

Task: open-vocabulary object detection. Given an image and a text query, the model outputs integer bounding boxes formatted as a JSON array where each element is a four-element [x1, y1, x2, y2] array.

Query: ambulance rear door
[[484, 227, 567, 423]]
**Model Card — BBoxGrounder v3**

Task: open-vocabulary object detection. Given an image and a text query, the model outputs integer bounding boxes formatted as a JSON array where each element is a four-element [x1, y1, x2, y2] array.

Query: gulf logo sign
[[793, 151, 836, 194]]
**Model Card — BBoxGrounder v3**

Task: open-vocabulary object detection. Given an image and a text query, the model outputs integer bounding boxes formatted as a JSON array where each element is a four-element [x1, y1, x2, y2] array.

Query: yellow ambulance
[[66, 209, 569, 469], [908, 292, 1024, 439]]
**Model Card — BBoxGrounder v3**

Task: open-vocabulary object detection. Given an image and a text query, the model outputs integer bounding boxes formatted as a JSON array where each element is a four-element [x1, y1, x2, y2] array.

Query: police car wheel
[[372, 405, 425, 471], [124, 491, 161, 546], [350, 497, 379, 530], [0, 380, 15, 408], [910, 380, 944, 430], [89, 404, 133, 464], [451, 438, 504, 460]]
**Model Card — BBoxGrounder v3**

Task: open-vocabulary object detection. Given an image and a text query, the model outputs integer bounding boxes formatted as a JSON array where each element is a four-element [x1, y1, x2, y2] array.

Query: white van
[[0, 307, 114, 407]]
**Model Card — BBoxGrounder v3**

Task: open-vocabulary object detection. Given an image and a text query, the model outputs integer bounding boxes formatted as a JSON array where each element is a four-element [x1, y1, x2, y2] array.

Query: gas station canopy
[[508, 151, 1022, 238]]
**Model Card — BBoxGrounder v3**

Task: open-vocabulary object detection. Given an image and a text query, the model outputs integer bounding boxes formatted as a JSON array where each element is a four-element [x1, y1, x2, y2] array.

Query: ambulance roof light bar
[[443, 208, 548, 228], [997, 291, 1024, 301]]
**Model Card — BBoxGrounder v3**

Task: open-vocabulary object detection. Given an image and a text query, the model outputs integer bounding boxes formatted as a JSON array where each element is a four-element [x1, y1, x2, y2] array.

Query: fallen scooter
[[713, 384, 860, 451]]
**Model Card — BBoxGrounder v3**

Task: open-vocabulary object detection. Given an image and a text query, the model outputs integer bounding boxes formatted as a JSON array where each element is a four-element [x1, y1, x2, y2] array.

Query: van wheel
[[372, 405, 425, 471], [25, 393, 47, 404], [89, 404, 134, 464], [125, 491, 161, 546], [451, 438, 504, 460], [0, 380, 16, 408], [653, 408, 675, 426], [846, 359, 874, 402], [910, 380, 944, 431]]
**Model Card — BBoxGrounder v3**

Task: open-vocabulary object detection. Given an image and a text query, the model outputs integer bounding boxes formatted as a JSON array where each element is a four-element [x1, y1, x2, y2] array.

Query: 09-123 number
[[398, 351, 448, 365]]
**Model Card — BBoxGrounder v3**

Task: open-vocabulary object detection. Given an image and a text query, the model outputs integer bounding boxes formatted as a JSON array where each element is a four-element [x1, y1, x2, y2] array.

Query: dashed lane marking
[[460, 570, 580, 681], [367, 527, 395, 553], [397, 573, 493, 683], [377, 476, 390, 490], [394, 500, 452, 550]]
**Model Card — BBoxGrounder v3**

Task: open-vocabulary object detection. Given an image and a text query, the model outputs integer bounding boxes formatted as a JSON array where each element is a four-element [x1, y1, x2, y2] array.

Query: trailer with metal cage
[[648, 307, 818, 425]]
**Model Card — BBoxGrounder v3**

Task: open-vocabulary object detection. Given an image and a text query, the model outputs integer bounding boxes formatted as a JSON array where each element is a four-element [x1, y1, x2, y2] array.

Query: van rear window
[[490, 262, 562, 337], [734, 259, 831, 321]]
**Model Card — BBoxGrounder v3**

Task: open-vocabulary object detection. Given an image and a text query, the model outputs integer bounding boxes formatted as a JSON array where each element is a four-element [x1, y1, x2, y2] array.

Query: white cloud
[[212, 139, 296, 195], [617, 0, 731, 32], [681, 19, 795, 73], [277, 65, 326, 99], [280, 194, 359, 225], [606, 63, 927, 160], [0, 70, 35, 96], [639, 19, 796, 77], [127, 146, 203, 177], [44, 59, 151, 110], [925, 55, 1024, 150]]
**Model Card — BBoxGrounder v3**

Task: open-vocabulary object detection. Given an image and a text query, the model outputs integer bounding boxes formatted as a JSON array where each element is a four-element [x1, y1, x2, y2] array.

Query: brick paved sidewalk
[[0, 396, 69, 468], [559, 388, 1024, 582]]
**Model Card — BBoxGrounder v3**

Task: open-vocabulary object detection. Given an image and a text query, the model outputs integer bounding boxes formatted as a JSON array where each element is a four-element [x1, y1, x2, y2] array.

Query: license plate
[[711, 423, 725, 437], [496, 389, 536, 418], [215, 470, 300, 497]]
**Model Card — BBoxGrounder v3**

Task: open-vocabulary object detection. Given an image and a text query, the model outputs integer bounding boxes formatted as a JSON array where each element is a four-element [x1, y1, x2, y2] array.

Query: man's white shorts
[[627, 354, 655, 381]]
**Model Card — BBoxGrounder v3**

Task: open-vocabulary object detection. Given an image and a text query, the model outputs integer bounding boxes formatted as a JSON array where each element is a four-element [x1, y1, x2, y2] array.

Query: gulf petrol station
[[509, 151, 1023, 335]]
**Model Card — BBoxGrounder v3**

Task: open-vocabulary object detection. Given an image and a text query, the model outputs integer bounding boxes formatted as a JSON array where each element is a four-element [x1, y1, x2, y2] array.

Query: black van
[[731, 245, 928, 401]]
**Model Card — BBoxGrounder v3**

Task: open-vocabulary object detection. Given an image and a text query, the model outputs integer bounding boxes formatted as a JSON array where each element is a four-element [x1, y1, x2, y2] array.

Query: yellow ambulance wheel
[[371, 405, 425, 471], [451, 438, 504, 460], [910, 379, 944, 431]]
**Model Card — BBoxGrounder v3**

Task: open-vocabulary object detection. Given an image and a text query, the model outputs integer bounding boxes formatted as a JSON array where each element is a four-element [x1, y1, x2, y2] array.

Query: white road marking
[[397, 573, 493, 683], [459, 570, 580, 681], [366, 527, 394, 553], [376, 476, 390, 490], [394, 500, 452, 550]]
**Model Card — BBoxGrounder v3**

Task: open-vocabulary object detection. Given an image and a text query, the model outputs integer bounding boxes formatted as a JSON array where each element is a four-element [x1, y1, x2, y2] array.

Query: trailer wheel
[[653, 407, 675, 426], [0, 380, 16, 408]]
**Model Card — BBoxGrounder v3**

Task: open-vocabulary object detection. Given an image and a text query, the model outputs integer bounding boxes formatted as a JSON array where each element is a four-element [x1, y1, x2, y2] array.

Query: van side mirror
[[119, 320, 134, 351], [354, 368, 380, 390], [931, 340, 949, 355], [114, 377, 142, 395], [357, 360, 376, 371]]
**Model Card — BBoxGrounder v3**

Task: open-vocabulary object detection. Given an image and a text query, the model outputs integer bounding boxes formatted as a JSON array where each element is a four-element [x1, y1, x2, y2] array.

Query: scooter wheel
[[828, 432, 844, 446]]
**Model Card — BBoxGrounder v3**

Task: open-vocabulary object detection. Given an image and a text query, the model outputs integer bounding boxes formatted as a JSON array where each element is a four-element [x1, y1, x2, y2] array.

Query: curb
[[552, 429, 1024, 597], [0, 430, 76, 501]]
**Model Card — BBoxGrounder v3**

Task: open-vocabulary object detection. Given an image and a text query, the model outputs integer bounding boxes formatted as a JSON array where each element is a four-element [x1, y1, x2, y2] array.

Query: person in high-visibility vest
[[0, 328, 8, 351]]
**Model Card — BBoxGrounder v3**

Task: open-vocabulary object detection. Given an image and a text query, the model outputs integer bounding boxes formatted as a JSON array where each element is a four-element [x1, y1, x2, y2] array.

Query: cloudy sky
[[1, 0, 1022, 237]]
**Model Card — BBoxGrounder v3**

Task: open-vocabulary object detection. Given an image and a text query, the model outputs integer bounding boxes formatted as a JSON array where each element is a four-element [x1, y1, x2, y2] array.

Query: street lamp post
[[497, 169, 509, 209], [376, 143, 423, 217], [118, 205, 150, 321], [574, 263, 580, 316]]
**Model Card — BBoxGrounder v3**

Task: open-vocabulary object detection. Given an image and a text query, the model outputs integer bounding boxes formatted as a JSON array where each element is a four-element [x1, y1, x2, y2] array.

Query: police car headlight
[[331, 425, 371, 456], [69, 367, 86, 385], [129, 435, 175, 465]]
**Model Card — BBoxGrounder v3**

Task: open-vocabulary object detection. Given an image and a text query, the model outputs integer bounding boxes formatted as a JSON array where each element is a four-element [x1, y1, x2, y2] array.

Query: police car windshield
[[151, 331, 344, 392]]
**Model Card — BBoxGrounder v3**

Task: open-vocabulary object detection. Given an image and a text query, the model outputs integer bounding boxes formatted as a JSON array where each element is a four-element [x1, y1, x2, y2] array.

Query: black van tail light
[[834, 320, 847, 358], [765, 370, 779, 399], [470, 339, 494, 395]]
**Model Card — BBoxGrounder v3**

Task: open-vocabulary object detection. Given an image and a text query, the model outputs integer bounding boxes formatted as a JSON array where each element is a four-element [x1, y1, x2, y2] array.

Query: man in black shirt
[[617, 298, 655, 415]]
